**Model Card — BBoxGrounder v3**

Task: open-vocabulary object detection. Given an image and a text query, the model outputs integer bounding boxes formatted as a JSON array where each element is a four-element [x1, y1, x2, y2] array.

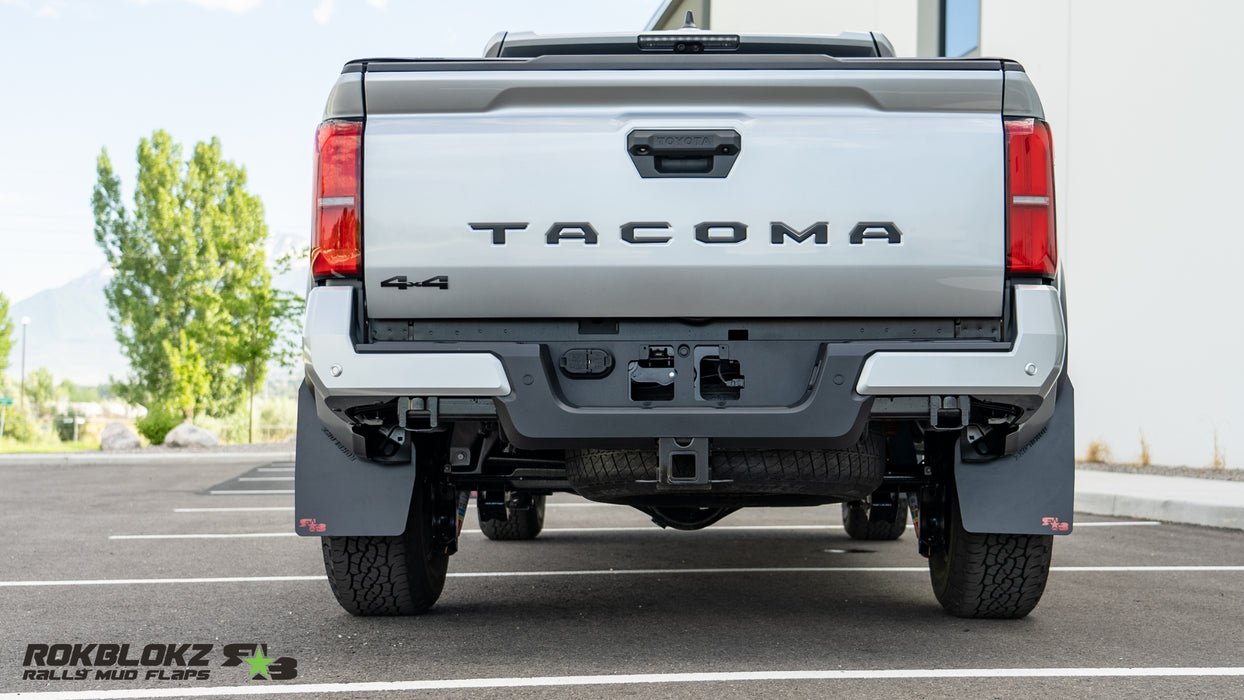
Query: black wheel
[[928, 489, 1054, 619], [566, 431, 885, 502], [842, 495, 907, 541], [321, 481, 448, 616], [478, 494, 545, 541]]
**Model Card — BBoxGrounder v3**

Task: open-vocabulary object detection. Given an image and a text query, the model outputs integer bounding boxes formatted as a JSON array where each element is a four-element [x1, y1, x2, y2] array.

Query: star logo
[[242, 650, 274, 680]]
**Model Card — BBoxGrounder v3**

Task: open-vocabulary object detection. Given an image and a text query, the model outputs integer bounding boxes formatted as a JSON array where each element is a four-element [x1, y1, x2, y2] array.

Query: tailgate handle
[[627, 129, 741, 179]]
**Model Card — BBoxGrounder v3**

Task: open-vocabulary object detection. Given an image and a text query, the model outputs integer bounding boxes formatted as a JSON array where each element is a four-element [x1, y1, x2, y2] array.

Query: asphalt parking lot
[[3, 455, 1243, 699]]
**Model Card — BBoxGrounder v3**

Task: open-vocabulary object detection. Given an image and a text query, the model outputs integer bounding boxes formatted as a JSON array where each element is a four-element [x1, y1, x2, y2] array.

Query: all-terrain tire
[[566, 431, 885, 502], [321, 482, 448, 616], [842, 496, 907, 541], [928, 490, 1054, 619], [478, 494, 545, 541]]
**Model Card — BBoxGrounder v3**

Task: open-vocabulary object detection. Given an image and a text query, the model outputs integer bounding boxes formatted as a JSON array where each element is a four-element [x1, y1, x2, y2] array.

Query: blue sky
[[0, 0, 664, 303]]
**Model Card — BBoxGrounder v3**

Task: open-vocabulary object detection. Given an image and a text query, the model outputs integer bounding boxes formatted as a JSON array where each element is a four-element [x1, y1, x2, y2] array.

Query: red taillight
[[312, 120, 362, 279], [1005, 118, 1057, 277]]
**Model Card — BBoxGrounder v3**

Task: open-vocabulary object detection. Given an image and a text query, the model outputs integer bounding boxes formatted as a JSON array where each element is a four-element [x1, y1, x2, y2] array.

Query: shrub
[[137, 404, 182, 445], [0, 405, 36, 443], [258, 396, 297, 442], [195, 412, 246, 445], [1083, 440, 1112, 464], [54, 410, 82, 442]]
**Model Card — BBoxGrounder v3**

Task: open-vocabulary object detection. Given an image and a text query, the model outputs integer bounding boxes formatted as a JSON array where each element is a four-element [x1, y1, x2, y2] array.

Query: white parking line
[[257, 467, 295, 472], [110, 533, 297, 540], [1051, 566, 1244, 572], [448, 565, 1244, 578], [3, 666, 1244, 699], [0, 575, 324, 587], [1074, 521, 1161, 527], [107, 525, 842, 539], [481, 525, 845, 533], [5, 565, 1244, 587], [237, 477, 295, 482], [174, 507, 295, 513], [452, 567, 929, 577], [208, 489, 294, 495]]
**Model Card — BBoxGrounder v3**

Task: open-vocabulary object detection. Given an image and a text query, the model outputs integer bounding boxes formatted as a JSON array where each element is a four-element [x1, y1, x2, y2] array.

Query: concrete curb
[[0, 451, 295, 467], [1074, 469, 1244, 531]]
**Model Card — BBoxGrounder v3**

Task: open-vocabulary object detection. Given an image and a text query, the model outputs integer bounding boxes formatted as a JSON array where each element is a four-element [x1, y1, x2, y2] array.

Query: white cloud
[[365, 0, 387, 8], [311, 0, 333, 24], [2, 0, 67, 17]]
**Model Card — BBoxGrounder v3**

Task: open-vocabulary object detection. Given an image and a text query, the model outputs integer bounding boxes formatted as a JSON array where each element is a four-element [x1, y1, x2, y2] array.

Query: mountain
[[7, 267, 126, 385], [6, 239, 309, 387]]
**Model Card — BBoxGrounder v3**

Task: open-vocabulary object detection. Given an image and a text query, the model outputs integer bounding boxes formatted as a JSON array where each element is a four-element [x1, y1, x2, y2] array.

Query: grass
[[1083, 429, 1230, 470], [0, 437, 100, 454], [1211, 428, 1227, 470], [1083, 439, 1112, 464]]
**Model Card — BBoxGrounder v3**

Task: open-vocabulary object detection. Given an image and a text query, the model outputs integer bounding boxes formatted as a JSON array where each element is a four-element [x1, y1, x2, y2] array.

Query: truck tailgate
[[361, 65, 1006, 319]]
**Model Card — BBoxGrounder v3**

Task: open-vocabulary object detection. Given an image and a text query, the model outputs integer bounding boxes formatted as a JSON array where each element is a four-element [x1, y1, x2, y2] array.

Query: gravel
[[1077, 461, 1244, 482]]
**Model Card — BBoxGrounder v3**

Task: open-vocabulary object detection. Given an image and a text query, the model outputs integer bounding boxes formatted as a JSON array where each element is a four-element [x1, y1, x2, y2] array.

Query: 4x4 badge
[[380, 275, 449, 290]]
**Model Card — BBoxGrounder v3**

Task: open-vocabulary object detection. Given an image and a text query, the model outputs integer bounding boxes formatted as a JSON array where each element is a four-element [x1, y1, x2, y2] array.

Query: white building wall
[[982, 0, 1244, 467], [707, 0, 924, 56], [649, 0, 1241, 468], [661, 0, 935, 56]]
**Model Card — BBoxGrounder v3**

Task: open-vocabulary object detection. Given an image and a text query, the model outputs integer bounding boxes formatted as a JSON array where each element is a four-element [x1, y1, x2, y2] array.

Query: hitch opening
[[658, 437, 710, 489]]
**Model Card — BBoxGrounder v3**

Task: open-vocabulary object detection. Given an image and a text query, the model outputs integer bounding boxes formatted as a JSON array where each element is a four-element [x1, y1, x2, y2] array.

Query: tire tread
[[321, 486, 447, 616], [478, 495, 545, 541], [930, 493, 1053, 619], [842, 499, 907, 540]]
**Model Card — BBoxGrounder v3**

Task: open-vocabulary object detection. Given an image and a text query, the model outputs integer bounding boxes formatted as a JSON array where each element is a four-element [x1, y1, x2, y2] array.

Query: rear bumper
[[856, 285, 1064, 398], [303, 284, 1066, 450], [303, 286, 511, 399]]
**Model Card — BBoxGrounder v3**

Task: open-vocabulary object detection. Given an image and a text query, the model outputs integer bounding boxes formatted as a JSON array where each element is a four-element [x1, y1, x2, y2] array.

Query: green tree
[[0, 292, 13, 374], [92, 130, 280, 427], [164, 330, 210, 421], [58, 380, 100, 404], [234, 248, 303, 441], [234, 287, 277, 443], [25, 367, 54, 415]]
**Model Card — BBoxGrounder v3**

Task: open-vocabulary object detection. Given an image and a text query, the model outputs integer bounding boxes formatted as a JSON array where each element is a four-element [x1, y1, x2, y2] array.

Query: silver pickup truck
[[295, 24, 1073, 620]]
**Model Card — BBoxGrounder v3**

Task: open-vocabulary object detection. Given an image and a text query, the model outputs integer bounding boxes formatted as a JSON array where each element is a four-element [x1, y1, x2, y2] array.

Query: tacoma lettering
[[468, 221, 901, 245]]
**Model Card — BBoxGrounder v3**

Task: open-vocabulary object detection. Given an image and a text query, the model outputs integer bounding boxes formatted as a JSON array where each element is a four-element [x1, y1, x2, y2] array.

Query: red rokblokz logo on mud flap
[[299, 518, 327, 533], [1041, 517, 1070, 532]]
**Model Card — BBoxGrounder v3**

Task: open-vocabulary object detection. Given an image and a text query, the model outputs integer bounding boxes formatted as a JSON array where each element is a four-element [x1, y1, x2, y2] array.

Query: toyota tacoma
[[295, 21, 1073, 619]]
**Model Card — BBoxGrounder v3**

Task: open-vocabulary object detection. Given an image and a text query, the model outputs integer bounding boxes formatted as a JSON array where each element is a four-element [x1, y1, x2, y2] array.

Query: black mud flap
[[294, 383, 415, 537], [955, 381, 1075, 536]]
